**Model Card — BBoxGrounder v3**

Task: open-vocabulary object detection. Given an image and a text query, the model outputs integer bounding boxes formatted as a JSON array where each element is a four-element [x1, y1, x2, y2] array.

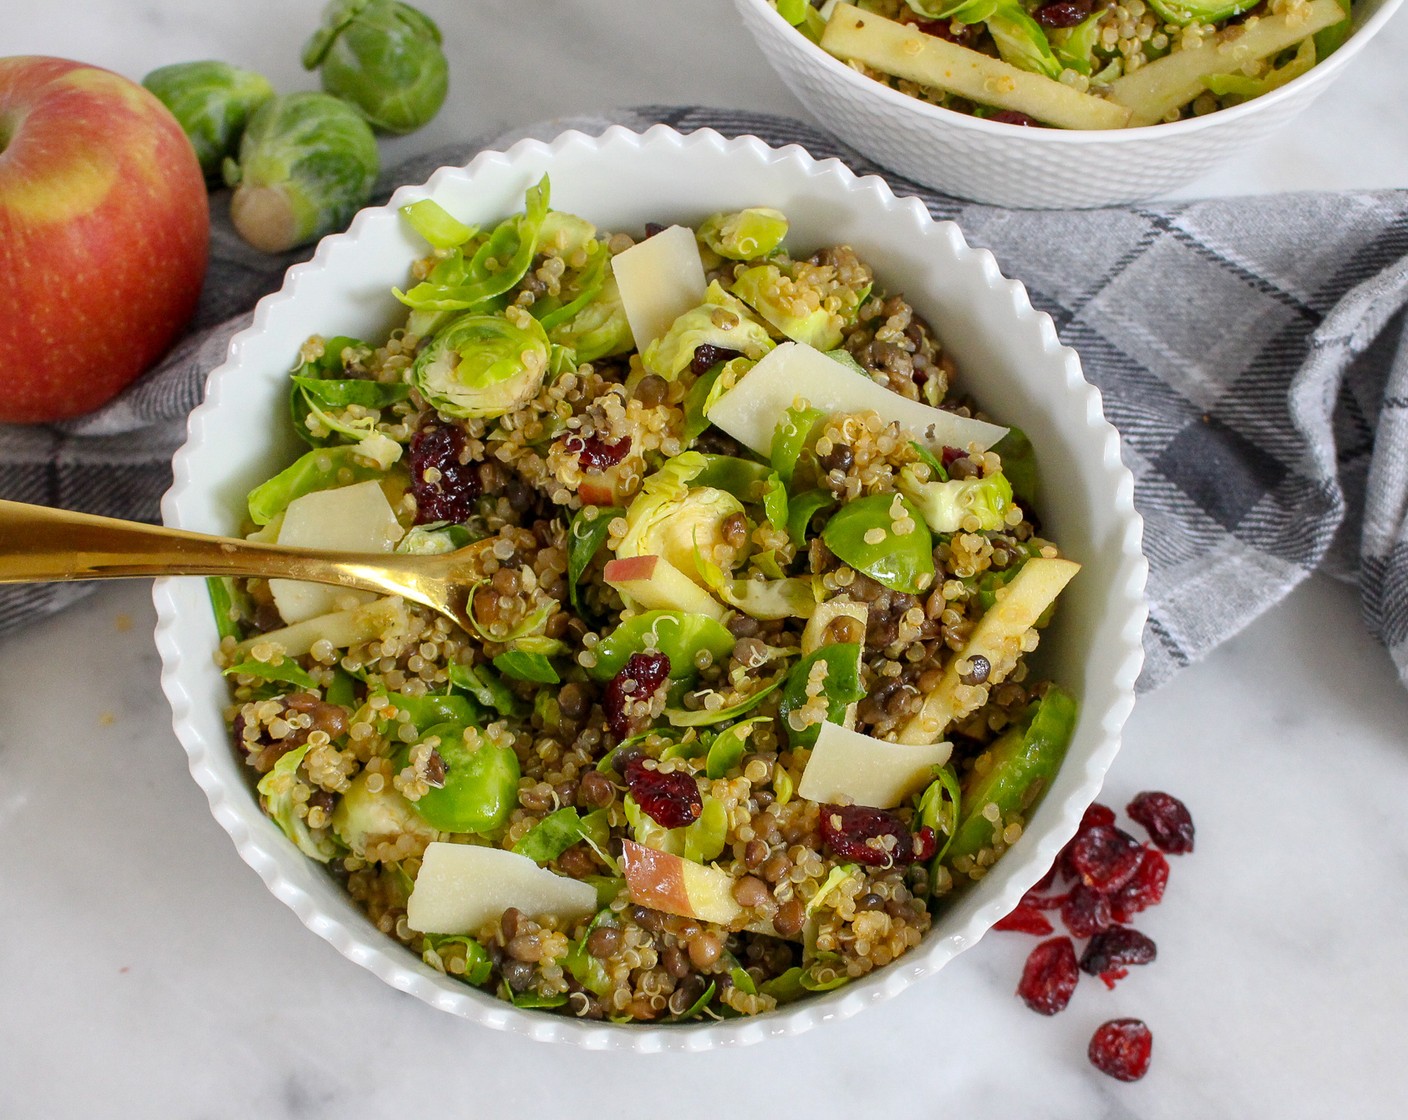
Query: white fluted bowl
[[153, 125, 1147, 1049], [737, 0, 1403, 208]]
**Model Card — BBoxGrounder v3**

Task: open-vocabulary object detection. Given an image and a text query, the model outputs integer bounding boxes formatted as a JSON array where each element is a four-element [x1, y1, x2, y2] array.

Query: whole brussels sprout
[[142, 60, 274, 179], [302, 0, 449, 135], [223, 91, 379, 253]]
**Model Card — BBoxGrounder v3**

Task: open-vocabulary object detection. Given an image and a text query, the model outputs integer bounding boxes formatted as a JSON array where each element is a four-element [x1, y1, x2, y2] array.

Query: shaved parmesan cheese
[[406, 842, 597, 935], [610, 224, 708, 352], [706, 341, 1008, 457], [797, 722, 951, 808], [270, 480, 403, 623]]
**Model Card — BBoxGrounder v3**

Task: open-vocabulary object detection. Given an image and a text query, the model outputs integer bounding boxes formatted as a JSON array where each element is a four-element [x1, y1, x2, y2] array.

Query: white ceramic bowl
[[154, 125, 1147, 1049], [736, 0, 1404, 207]]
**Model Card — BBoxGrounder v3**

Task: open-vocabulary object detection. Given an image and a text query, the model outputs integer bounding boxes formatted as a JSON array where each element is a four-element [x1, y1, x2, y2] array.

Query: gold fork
[[0, 498, 493, 634]]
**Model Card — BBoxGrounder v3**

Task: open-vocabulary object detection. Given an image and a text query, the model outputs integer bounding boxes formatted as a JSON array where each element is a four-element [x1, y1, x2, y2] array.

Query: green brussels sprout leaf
[[589, 609, 736, 682], [401, 198, 477, 249], [491, 650, 560, 685], [407, 722, 521, 834], [567, 505, 624, 615], [245, 446, 387, 526], [641, 282, 776, 380], [778, 643, 865, 747], [696, 207, 789, 259], [257, 744, 341, 862], [820, 493, 936, 594], [786, 488, 838, 549]]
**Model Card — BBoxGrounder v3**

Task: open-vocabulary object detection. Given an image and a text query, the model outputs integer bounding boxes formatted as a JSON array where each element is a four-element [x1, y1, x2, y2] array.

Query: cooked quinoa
[[213, 182, 1079, 1021]]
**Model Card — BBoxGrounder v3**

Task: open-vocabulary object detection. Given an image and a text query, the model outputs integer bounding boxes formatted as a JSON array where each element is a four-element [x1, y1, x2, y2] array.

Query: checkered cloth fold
[[4, 108, 1407, 692]]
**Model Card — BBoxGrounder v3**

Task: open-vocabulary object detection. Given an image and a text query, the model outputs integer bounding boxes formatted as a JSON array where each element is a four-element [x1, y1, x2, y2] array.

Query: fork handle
[[0, 498, 383, 593]]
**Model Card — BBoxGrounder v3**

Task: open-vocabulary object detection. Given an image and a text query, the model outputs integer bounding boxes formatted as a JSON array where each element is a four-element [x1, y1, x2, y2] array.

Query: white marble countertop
[[4, 2, 1408, 1116]]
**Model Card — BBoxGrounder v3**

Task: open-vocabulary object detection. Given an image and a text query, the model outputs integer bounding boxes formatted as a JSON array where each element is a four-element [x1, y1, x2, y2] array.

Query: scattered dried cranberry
[[1061, 883, 1113, 939], [1080, 926, 1157, 983], [819, 805, 928, 867], [1109, 848, 1169, 924], [1068, 825, 1146, 893], [690, 344, 742, 376], [409, 421, 482, 524], [1080, 802, 1117, 831], [1021, 885, 1070, 911], [562, 432, 631, 472], [622, 755, 702, 828], [1034, 0, 1094, 26], [1016, 936, 1079, 1015], [995, 901, 1055, 936], [1127, 791, 1195, 854], [643, 222, 667, 238], [602, 651, 671, 739], [1089, 1019, 1153, 1081], [940, 445, 967, 469]]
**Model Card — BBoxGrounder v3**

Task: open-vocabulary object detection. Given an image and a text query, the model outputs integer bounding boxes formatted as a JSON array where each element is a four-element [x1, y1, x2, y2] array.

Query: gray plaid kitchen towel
[[3, 107, 1407, 692]]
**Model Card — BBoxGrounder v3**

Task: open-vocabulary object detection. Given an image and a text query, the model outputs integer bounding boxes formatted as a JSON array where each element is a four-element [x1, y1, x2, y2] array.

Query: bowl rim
[[154, 123, 1148, 1050], [736, 0, 1406, 142]]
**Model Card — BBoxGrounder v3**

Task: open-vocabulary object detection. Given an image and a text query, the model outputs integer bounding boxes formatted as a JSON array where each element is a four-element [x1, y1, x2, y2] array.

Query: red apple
[[0, 56, 209, 424]]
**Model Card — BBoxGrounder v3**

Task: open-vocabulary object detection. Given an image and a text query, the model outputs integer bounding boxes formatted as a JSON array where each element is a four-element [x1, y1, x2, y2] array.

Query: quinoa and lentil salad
[[774, 0, 1351, 128], [213, 177, 1082, 1022]]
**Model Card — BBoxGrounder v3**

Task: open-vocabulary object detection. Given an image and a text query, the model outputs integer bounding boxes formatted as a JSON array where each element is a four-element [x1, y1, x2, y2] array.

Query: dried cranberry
[[644, 222, 667, 238], [690, 344, 741, 376], [1061, 883, 1113, 939], [602, 651, 670, 739], [1089, 1018, 1153, 1081], [1068, 825, 1146, 893], [940, 445, 967, 468], [1081, 926, 1157, 978], [911, 16, 976, 44], [1021, 884, 1070, 911], [623, 756, 702, 828], [1109, 848, 1169, 924], [1080, 802, 1117, 831], [1031, 863, 1059, 893], [1127, 791, 1195, 854], [1016, 936, 1079, 1015], [563, 432, 631, 472], [819, 805, 928, 867], [1034, 0, 1094, 26], [987, 110, 1039, 127], [995, 901, 1054, 936], [409, 421, 481, 524]]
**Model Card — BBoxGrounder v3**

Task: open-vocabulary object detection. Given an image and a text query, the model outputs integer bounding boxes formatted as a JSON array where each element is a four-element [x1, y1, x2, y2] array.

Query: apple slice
[[620, 839, 742, 926], [406, 841, 598, 935], [706, 341, 1007, 459], [797, 722, 951, 808], [820, 4, 1132, 130], [897, 557, 1080, 744], [233, 595, 411, 660], [604, 554, 729, 622], [1106, 0, 1345, 126], [270, 479, 404, 623], [610, 224, 708, 352]]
